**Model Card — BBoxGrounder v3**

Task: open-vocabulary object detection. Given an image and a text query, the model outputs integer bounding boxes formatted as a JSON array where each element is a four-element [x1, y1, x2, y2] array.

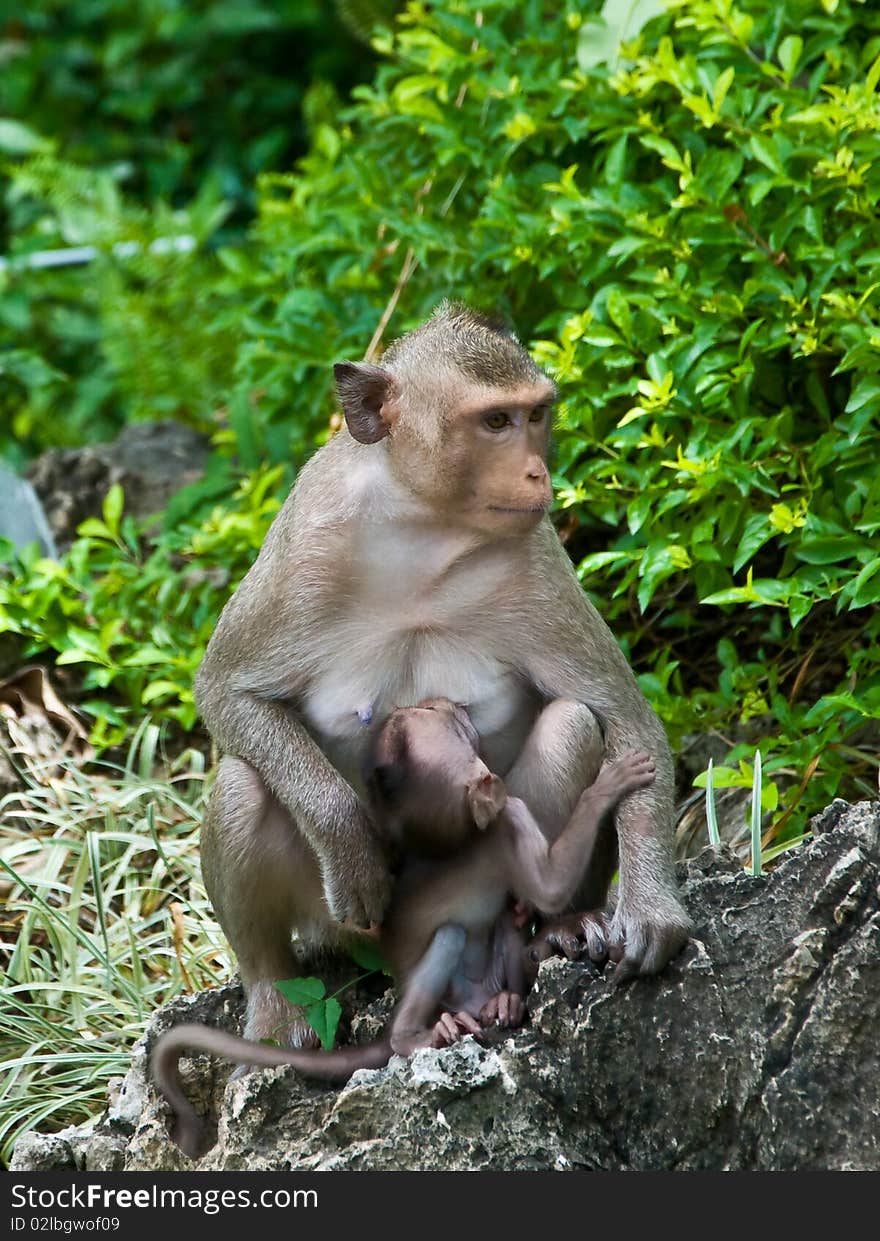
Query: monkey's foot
[[525, 910, 611, 974], [242, 982, 322, 1051], [479, 991, 524, 1029], [607, 904, 692, 983]]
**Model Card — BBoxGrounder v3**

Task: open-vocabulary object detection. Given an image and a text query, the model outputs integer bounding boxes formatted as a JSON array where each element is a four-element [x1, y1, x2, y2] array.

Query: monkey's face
[[389, 380, 556, 537]]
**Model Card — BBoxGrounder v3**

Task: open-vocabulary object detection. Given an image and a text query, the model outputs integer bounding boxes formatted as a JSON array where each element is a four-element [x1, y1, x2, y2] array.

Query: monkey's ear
[[468, 772, 507, 829], [333, 362, 397, 444]]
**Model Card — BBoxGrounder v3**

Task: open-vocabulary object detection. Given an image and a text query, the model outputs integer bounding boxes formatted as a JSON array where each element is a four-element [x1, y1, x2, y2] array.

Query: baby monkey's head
[[364, 697, 507, 857]]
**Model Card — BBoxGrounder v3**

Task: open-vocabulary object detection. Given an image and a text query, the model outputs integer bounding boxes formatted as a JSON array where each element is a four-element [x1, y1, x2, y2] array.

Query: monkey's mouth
[[486, 504, 548, 515]]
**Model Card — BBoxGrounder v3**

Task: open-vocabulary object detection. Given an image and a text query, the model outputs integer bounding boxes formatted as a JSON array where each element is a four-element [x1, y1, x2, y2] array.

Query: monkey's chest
[[301, 623, 536, 787]]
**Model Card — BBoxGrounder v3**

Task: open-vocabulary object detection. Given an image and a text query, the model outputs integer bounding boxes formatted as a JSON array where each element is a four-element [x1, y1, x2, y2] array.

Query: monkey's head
[[364, 697, 507, 858], [334, 302, 556, 537]]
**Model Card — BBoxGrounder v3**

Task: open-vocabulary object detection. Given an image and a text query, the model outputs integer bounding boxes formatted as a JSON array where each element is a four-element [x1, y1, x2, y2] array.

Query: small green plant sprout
[[751, 749, 763, 879], [273, 938, 391, 1050], [693, 753, 778, 871], [705, 756, 720, 848], [272, 979, 343, 1051]]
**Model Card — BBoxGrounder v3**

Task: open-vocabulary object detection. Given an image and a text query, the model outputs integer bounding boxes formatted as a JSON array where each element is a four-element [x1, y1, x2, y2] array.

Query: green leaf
[[777, 36, 803, 79], [606, 289, 632, 343], [305, 997, 342, 1051], [274, 977, 326, 1006], [844, 376, 880, 413], [75, 519, 114, 541], [788, 595, 813, 627], [693, 765, 749, 790], [102, 485, 124, 536], [795, 536, 868, 565], [347, 939, 392, 974], [140, 680, 180, 704], [0, 119, 51, 155], [750, 134, 784, 175], [734, 513, 774, 574], [848, 559, 880, 608]]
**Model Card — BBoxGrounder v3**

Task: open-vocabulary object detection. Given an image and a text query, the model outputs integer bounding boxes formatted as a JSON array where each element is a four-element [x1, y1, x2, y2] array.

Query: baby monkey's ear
[[467, 771, 507, 829]]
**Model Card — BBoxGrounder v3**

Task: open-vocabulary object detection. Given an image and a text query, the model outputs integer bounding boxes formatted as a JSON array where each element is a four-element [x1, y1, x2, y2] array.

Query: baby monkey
[[153, 698, 654, 1156]]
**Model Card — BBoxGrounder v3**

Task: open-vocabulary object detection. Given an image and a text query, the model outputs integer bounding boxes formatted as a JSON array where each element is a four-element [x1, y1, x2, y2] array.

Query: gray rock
[[0, 464, 57, 557], [10, 800, 880, 1172], [26, 421, 210, 550]]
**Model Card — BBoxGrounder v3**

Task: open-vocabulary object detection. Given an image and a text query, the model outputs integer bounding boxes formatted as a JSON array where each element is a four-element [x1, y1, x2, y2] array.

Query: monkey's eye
[[529, 405, 550, 423], [484, 411, 511, 431]]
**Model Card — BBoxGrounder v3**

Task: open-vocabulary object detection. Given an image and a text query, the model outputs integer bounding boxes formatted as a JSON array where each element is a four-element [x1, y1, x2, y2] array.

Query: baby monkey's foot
[[479, 991, 525, 1029], [588, 749, 656, 810]]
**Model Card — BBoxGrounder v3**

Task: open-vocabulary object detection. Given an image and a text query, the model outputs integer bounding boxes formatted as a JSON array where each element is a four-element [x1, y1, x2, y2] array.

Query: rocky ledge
[[11, 799, 879, 1172]]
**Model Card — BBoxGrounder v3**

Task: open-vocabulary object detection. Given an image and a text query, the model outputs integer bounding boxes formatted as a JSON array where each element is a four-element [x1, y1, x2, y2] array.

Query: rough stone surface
[[10, 801, 880, 1172], [0, 464, 57, 557], [26, 421, 210, 550]]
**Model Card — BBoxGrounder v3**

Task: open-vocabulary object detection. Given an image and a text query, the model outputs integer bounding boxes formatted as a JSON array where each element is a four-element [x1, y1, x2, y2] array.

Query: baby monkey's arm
[[503, 751, 656, 913]]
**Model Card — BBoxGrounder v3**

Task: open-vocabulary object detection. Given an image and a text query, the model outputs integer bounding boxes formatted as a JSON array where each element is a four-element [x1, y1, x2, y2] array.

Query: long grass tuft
[[0, 729, 229, 1166]]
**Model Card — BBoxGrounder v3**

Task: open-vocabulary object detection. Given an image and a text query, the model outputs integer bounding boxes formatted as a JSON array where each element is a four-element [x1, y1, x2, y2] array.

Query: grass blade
[[751, 749, 763, 877], [706, 757, 720, 847]]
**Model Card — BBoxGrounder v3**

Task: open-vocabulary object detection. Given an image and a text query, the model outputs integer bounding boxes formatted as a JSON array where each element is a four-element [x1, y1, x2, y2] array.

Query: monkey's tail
[[150, 1024, 393, 1158]]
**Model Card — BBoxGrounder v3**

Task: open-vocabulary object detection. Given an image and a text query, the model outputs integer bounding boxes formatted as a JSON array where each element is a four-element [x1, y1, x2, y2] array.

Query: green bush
[[0, 471, 282, 745], [0, 160, 238, 461], [2, 0, 879, 839], [0, 1, 370, 212], [0, 1, 376, 462]]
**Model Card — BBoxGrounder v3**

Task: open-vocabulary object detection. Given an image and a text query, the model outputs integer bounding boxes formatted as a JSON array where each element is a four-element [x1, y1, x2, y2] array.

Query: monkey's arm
[[498, 909, 526, 998], [195, 536, 391, 926], [501, 797, 589, 913]]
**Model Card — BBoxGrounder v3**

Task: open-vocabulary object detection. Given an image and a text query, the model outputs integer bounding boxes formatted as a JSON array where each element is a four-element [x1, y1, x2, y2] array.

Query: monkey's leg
[[478, 910, 526, 1029], [201, 756, 334, 1046], [390, 924, 474, 1054], [504, 699, 617, 921]]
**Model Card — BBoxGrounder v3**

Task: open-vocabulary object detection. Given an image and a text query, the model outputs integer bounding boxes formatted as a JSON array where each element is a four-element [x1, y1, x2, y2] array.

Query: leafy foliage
[[0, 2, 370, 210], [222, 0, 880, 828], [3, 0, 880, 844], [0, 471, 282, 745], [0, 2, 373, 463]]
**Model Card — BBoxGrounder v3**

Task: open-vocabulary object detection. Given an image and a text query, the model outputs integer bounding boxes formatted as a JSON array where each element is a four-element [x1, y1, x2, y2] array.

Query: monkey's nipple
[[355, 703, 375, 726]]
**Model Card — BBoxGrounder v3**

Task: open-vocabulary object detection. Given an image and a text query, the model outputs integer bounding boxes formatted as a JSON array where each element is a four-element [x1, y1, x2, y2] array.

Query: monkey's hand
[[318, 814, 393, 928], [393, 1011, 481, 1054], [479, 991, 525, 1029], [606, 899, 691, 983], [524, 911, 611, 980]]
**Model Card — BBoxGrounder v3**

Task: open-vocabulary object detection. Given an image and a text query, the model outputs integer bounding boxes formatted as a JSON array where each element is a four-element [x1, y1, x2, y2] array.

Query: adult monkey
[[196, 302, 690, 1046]]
